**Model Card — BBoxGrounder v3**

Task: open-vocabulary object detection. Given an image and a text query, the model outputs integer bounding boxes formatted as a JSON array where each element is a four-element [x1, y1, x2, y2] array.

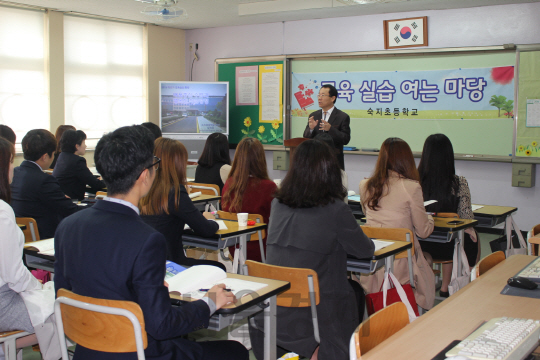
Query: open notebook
[[167, 265, 268, 300], [24, 238, 55, 256]]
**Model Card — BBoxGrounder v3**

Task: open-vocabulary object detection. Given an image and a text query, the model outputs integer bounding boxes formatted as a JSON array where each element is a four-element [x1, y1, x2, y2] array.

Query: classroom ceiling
[[3, 0, 540, 29]]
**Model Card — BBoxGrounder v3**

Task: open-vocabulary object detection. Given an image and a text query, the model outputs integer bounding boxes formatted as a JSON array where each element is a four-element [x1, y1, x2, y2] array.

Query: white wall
[[193, 2, 540, 230]]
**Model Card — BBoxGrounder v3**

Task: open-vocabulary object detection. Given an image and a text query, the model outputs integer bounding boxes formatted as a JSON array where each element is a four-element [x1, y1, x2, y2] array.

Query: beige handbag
[[448, 240, 471, 295]]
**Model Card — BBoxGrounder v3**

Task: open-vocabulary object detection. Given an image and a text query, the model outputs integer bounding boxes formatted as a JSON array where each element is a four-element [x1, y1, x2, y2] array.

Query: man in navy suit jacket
[[54, 125, 248, 360], [303, 84, 351, 169], [11, 129, 80, 239]]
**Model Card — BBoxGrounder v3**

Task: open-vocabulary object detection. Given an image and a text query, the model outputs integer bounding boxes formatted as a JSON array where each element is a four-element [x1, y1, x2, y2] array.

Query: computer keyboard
[[517, 257, 540, 283], [446, 317, 540, 360]]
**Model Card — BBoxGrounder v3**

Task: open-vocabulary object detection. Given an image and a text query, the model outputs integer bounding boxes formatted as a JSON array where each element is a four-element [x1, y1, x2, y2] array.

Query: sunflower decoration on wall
[[516, 141, 539, 157]]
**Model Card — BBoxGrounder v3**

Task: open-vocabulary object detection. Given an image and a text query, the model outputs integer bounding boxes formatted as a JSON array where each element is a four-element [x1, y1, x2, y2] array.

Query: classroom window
[[64, 16, 145, 145], [0, 7, 47, 145]]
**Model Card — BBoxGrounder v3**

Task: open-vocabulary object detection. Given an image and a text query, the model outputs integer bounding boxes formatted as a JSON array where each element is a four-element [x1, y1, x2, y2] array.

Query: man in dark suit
[[10, 129, 80, 239], [54, 125, 248, 360], [52, 129, 106, 200], [303, 84, 351, 169]]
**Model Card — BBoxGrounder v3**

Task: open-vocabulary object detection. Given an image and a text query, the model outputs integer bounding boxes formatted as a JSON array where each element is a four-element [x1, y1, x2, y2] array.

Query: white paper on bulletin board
[[526, 99, 540, 127], [236, 66, 258, 106], [259, 64, 283, 123]]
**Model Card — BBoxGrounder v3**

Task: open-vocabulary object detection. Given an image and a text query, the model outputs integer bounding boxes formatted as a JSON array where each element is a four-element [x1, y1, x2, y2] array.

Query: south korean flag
[[387, 17, 426, 48]]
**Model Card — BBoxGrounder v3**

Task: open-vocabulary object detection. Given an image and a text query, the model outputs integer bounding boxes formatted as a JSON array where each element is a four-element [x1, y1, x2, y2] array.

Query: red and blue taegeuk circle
[[400, 26, 412, 39]]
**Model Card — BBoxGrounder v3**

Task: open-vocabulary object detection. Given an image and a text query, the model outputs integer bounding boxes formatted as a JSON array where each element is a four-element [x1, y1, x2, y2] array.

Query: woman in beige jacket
[[359, 137, 436, 310]]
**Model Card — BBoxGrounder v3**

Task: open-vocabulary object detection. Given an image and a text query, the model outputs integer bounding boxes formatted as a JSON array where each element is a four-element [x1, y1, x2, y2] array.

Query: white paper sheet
[[372, 239, 394, 252], [471, 204, 484, 211]]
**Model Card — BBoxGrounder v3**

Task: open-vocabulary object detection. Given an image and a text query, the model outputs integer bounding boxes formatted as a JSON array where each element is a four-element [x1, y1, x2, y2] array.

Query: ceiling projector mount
[[135, 0, 188, 22]]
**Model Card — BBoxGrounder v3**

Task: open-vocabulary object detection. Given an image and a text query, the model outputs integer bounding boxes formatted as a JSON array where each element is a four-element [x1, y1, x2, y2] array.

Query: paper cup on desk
[[237, 213, 248, 227]]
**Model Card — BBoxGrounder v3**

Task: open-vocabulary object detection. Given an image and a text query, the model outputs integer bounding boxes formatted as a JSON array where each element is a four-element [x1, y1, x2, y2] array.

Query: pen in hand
[[199, 288, 232, 292]]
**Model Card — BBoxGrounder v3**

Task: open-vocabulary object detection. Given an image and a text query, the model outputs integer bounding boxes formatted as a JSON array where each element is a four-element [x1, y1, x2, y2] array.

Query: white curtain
[[0, 7, 47, 147], [64, 16, 145, 144]]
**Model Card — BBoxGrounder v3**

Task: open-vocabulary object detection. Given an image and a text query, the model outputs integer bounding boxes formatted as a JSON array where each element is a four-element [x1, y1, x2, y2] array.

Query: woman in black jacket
[[52, 130, 106, 200]]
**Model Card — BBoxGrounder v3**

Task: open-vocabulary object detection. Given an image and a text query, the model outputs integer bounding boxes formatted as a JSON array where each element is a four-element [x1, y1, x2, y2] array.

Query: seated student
[[0, 137, 41, 356], [140, 137, 224, 270], [10, 129, 80, 239], [222, 137, 277, 262], [0, 124, 16, 144], [52, 130, 106, 200], [314, 133, 349, 202], [249, 140, 374, 360], [50, 125, 75, 169], [54, 125, 248, 360], [141, 122, 162, 141], [417, 133, 479, 298], [195, 133, 231, 192], [359, 137, 435, 310]]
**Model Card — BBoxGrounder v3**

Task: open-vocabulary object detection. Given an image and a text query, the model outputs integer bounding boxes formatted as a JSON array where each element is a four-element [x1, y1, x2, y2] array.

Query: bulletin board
[[515, 50, 540, 160], [290, 51, 516, 158], [216, 57, 286, 146]]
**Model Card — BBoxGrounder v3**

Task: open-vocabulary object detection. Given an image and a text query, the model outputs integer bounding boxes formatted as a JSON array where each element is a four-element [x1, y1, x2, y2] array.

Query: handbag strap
[[383, 272, 417, 323]]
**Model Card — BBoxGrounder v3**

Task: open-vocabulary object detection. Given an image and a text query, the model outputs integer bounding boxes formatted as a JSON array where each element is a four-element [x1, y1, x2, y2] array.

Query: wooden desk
[[171, 273, 290, 360], [473, 204, 525, 254], [473, 204, 517, 228], [190, 194, 220, 205], [23, 248, 54, 272], [362, 255, 540, 360], [347, 239, 412, 275], [420, 217, 478, 275], [182, 219, 267, 273]]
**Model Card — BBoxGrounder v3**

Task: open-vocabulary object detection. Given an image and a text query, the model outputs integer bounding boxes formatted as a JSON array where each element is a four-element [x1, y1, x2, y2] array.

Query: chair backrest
[[245, 260, 320, 343], [360, 226, 414, 258], [96, 191, 107, 199], [216, 211, 265, 241], [352, 302, 409, 358], [55, 288, 147, 359], [245, 260, 320, 307], [436, 212, 459, 218], [530, 224, 540, 256], [16, 217, 40, 243], [187, 182, 220, 196], [476, 251, 505, 277]]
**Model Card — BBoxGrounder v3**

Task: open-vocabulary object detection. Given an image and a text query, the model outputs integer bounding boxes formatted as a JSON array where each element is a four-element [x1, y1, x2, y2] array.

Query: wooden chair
[[475, 251, 505, 277], [528, 224, 540, 256], [187, 182, 220, 196], [245, 260, 321, 343], [96, 191, 107, 199], [16, 217, 40, 243], [54, 288, 148, 360], [349, 302, 409, 359], [0, 330, 36, 360], [360, 226, 415, 286], [216, 211, 266, 262]]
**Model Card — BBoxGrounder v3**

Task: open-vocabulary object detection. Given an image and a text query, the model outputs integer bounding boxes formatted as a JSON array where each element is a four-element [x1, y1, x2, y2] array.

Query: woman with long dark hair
[[418, 133, 478, 297], [0, 137, 41, 351], [50, 124, 75, 169], [52, 130, 106, 200], [195, 133, 231, 191], [249, 140, 374, 360], [359, 137, 435, 310], [222, 137, 277, 262], [139, 137, 224, 270]]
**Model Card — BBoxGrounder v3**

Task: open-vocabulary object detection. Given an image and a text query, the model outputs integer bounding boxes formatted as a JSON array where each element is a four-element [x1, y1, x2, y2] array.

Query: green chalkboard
[[290, 52, 516, 157], [217, 60, 285, 146]]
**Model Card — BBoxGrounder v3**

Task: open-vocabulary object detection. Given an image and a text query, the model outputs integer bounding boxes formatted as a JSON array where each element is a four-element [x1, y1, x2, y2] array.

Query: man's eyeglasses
[[137, 156, 161, 179]]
